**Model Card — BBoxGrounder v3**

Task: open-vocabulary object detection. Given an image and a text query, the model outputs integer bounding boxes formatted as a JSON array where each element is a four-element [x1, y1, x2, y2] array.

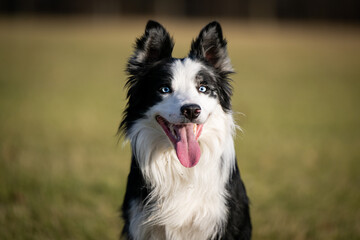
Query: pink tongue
[[175, 124, 201, 168]]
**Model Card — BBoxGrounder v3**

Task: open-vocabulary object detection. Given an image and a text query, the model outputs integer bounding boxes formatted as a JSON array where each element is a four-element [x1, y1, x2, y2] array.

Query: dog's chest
[[133, 185, 227, 240], [130, 161, 229, 240]]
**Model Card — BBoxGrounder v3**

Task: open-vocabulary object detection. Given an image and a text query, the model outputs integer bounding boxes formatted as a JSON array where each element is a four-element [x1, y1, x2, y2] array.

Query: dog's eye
[[198, 86, 207, 93], [159, 86, 172, 94]]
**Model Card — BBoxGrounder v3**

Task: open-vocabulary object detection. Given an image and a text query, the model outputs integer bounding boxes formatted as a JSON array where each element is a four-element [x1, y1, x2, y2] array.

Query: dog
[[119, 20, 251, 240]]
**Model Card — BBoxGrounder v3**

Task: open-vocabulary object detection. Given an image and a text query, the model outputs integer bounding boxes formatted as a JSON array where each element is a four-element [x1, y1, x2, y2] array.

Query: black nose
[[181, 104, 201, 121]]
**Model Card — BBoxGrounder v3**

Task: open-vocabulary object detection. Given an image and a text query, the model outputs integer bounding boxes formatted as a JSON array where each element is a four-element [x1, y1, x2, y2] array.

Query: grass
[[0, 17, 359, 239]]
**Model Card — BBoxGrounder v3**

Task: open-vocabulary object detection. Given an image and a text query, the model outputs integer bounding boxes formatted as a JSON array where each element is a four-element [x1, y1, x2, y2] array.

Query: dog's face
[[120, 21, 233, 168]]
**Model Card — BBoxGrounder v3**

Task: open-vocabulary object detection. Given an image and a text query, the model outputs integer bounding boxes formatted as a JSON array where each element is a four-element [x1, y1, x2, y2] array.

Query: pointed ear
[[189, 21, 233, 73], [128, 20, 174, 71]]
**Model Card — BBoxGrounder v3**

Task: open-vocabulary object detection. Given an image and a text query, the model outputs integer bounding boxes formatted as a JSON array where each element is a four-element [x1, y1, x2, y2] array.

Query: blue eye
[[159, 86, 171, 94], [198, 86, 207, 93]]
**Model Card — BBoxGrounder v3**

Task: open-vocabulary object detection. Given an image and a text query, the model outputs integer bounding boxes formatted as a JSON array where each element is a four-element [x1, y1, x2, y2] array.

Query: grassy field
[[0, 17, 359, 239]]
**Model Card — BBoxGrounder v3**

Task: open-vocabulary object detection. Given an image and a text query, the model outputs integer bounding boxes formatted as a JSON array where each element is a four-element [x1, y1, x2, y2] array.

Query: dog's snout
[[181, 104, 201, 121]]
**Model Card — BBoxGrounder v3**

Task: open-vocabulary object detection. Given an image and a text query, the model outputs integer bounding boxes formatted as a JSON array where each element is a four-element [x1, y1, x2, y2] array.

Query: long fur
[[120, 20, 251, 240]]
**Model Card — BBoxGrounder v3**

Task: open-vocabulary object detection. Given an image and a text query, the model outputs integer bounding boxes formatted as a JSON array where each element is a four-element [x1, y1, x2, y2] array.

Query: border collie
[[119, 20, 251, 240]]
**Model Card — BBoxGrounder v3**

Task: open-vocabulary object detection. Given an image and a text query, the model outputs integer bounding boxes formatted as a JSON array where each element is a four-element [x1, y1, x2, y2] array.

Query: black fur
[[119, 21, 175, 134], [221, 161, 252, 239], [121, 156, 149, 240]]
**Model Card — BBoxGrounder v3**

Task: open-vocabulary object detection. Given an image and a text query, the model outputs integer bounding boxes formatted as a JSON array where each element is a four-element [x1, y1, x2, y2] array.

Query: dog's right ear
[[128, 20, 174, 72]]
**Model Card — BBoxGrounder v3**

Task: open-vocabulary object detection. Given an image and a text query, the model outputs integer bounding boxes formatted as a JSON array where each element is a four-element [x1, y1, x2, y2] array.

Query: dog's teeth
[[193, 124, 197, 135], [170, 125, 177, 139]]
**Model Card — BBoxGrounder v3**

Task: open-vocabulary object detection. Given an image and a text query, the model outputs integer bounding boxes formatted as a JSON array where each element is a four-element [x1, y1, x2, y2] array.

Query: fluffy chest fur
[[128, 155, 228, 240]]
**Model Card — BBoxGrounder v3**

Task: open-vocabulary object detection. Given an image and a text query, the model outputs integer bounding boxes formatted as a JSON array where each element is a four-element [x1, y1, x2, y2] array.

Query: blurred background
[[0, 1, 359, 239]]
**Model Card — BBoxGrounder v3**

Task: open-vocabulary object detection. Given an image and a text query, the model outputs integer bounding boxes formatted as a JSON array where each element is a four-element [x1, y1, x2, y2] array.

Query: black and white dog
[[119, 20, 251, 240]]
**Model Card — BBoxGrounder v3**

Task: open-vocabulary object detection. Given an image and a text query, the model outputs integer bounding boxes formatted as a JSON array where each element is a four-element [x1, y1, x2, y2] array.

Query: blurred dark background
[[1, 0, 359, 22]]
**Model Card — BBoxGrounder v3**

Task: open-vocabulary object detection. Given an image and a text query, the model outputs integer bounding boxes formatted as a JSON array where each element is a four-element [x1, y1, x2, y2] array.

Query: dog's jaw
[[156, 115, 203, 168]]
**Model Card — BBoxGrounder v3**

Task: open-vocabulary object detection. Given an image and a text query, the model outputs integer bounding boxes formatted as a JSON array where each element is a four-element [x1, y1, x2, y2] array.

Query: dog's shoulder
[[221, 160, 252, 240]]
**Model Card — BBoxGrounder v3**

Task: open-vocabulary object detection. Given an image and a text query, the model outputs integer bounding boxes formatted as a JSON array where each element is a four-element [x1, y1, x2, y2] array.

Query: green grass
[[0, 17, 359, 239]]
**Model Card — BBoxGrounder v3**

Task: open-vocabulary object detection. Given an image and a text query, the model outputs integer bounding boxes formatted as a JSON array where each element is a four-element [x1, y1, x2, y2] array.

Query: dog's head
[[120, 21, 234, 168]]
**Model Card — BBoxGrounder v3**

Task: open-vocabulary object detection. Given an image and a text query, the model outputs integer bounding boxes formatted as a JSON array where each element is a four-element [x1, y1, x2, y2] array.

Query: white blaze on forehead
[[170, 58, 203, 93]]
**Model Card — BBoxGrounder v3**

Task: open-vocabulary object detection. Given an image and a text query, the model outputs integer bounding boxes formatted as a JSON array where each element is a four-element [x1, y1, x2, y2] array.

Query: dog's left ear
[[189, 21, 233, 73]]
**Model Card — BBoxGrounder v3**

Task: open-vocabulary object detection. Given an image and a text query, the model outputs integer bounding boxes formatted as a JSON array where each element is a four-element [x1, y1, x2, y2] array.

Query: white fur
[[126, 59, 236, 240]]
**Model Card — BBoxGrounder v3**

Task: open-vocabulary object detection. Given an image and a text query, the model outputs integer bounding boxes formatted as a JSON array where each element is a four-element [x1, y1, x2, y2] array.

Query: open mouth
[[156, 115, 203, 168]]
